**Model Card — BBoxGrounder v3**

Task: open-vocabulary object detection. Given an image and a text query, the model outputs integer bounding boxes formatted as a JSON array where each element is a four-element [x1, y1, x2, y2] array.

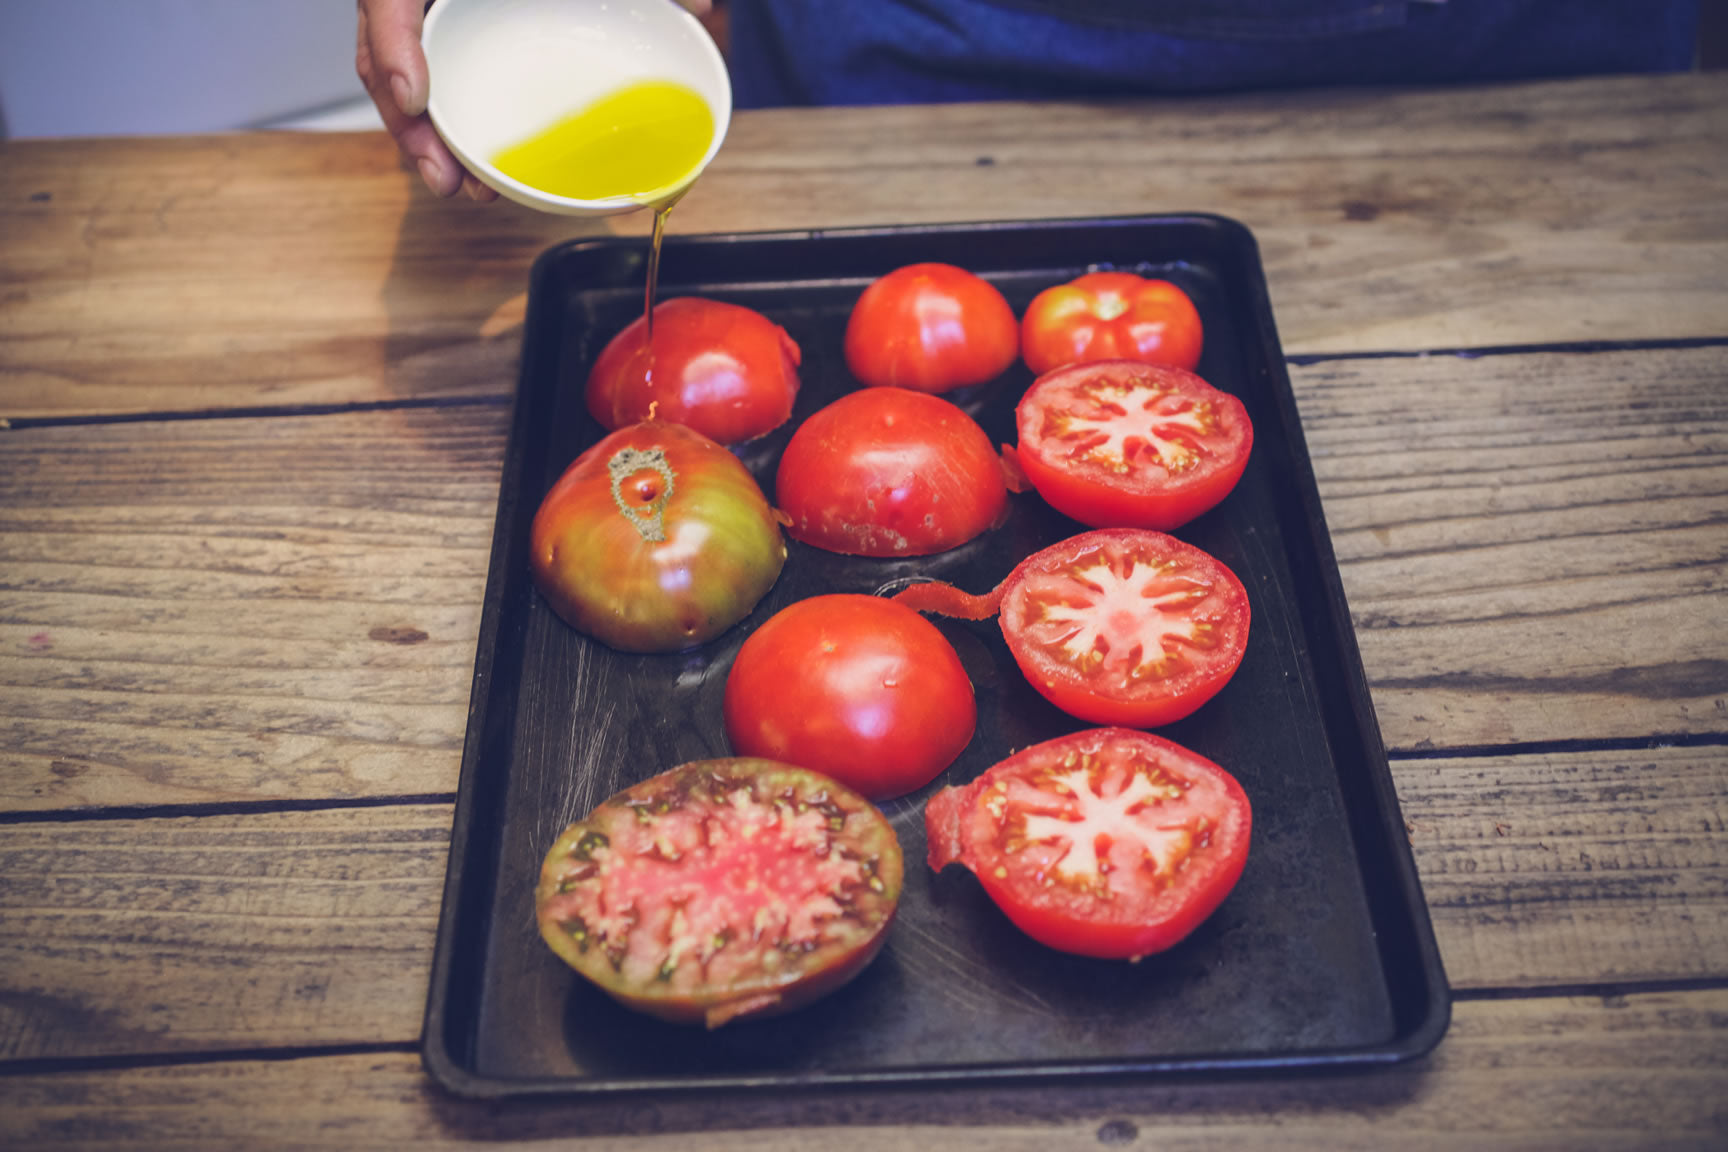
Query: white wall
[[0, 0, 381, 139]]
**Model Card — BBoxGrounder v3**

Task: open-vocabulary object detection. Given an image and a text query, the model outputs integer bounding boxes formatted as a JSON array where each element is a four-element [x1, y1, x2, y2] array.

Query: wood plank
[[1295, 343, 1728, 745], [2, 990, 1724, 1150], [3, 74, 1725, 421], [1, 744, 1720, 1062], [4, 346, 1721, 809]]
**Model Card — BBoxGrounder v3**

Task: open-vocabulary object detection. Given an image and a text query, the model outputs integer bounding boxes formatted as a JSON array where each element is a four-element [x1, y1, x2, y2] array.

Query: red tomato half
[[531, 421, 786, 652], [775, 387, 1008, 557], [537, 758, 903, 1027], [1020, 272, 1202, 376], [844, 262, 1018, 392], [925, 727, 1251, 960], [894, 528, 1249, 728], [1015, 360, 1252, 531], [587, 297, 802, 445], [724, 594, 976, 800]]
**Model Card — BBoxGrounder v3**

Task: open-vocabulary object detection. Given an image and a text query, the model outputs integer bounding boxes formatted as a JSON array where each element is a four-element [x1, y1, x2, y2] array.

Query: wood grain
[[2, 743, 1720, 1063], [1, 990, 1723, 1150], [3, 73, 1725, 421]]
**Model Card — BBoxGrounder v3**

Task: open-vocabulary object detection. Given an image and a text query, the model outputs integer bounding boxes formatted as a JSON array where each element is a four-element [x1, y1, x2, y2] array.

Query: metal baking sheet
[[422, 215, 1450, 1098]]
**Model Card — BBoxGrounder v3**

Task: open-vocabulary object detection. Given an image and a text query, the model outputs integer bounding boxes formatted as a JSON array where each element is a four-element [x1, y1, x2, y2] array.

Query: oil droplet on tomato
[[489, 80, 714, 203]]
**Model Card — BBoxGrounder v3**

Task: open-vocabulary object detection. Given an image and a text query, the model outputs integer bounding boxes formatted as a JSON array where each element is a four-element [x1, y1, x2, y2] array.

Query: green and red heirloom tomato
[[530, 421, 785, 652], [775, 386, 1008, 557], [1014, 360, 1252, 531], [925, 727, 1251, 960], [535, 758, 904, 1028], [724, 594, 976, 800], [587, 296, 802, 445], [894, 528, 1250, 729], [1019, 271, 1203, 376], [844, 262, 1019, 392]]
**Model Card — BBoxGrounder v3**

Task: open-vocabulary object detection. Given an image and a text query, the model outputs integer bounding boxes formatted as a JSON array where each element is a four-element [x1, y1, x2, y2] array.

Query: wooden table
[[2, 70, 1725, 1148]]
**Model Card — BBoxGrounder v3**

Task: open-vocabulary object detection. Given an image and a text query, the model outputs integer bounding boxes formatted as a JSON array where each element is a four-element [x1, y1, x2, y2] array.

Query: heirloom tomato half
[[925, 727, 1251, 960], [587, 297, 802, 445], [537, 758, 903, 1027], [844, 262, 1018, 392], [530, 421, 785, 652], [724, 594, 976, 800], [775, 387, 1008, 557], [1015, 360, 1252, 531], [1020, 271, 1202, 376]]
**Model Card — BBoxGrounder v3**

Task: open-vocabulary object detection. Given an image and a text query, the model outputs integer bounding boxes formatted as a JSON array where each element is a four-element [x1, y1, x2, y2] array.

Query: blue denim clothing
[[727, 0, 1698, 108]]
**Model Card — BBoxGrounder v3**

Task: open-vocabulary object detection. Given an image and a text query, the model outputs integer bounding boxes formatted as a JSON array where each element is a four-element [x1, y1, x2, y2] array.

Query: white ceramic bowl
[[423, 0, 732, 216]]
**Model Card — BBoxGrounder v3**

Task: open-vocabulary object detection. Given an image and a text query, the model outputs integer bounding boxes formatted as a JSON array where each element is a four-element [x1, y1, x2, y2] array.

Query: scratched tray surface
[[423, 216, 1448, 1097]]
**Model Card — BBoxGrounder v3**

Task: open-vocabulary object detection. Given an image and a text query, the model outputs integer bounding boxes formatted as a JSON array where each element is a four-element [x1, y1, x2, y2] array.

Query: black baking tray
[[423, 215, 1449, 1098]]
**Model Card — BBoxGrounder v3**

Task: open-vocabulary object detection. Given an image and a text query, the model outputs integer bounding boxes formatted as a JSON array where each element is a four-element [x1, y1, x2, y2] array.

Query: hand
[[357, 0, 715, 201]]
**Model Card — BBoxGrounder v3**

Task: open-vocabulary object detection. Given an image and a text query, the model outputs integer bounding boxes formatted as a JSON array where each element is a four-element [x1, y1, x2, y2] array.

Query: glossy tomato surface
[[1015, 360, 1253, 531], [587, 296, 802, 445], [530, 421, 785, 652], [724, 594, 976, 800], [536, 758, 903, 1028], [775, 387, 1008, 557], [925, 727, 1251, 960], [1020, 272, 1203, 376], [843, 262, 1018, 392]]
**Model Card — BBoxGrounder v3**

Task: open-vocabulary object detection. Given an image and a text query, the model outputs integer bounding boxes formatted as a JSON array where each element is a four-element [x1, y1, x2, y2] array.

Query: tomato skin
[[775, 387, 1008, 557], [536, 758, 903, 1027], [724, 594, 976, 800], [530, 421, 786, 652], [1020, 272, 1203, 376], [1015, 360, 1252, 531], [925, 728, 1251, 960], [587, 297, 802, 445], [844, 262, 1019, 392]]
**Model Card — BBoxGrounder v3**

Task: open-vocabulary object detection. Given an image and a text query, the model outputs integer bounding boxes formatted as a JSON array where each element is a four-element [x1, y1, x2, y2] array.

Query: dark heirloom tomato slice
[[531, 421, 785, 652], [925, 728, 1251, 960], [586, 296, 802, 446], [895, 528, 1249, 728], [1015, 360, 1252, 531], [1019, 271, 1203, 376], [775, 387, 1008, 557], [536, 759, 903, 1029], [724, 594, 976, 800]]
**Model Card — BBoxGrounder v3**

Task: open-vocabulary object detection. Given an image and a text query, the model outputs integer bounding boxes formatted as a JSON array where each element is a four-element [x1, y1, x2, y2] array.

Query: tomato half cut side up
[[1015, 360, 1252, 531], [925, 727, 1250, 960], [536, 759, 903, 1028], [895, 528, 1250, 729]]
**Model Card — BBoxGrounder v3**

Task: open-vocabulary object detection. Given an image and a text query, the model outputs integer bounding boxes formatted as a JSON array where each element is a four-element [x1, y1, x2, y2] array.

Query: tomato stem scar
[[608, 446, 676, 542]]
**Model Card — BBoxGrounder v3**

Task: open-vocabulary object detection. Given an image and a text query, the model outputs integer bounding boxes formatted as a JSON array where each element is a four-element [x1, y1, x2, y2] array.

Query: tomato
[[843, 262, 1019, 392], [724, 594, 976, 800], [1020, 272, 1203, 376], [894, 528, 1250, 728], [531, 421, 785, 652], [775, 387, 1008, 557], [1014, 360, 1252, 531], [536, 758, 903, 1027], [925, 727, 1251, 960], [587, 296, 802, 445]]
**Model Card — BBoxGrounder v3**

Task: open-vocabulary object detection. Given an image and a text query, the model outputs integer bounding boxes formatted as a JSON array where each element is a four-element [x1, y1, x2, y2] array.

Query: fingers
[[676, 0, 713, 14], [359, 0, 489, 199]]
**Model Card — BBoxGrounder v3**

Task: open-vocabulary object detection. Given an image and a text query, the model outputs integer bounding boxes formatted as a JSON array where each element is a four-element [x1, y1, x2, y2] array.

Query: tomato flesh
[[775, 387, 1008, 557], [1015, 360, 1251, 532], [536, 758, 903, 1028], [1020, 272, 1202, 376], [925, 727, 1250, 960], [587, 296, 802, 445], [531, 421, 786, 652], [724, 594, 976, 800], [844, 262, 1019, 392]]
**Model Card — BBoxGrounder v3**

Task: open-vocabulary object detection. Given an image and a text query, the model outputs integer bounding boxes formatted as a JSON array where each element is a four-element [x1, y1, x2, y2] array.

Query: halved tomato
[[843, 262, 1018, 393], [536, 758, 903, 1028], [1020, 271, 1203, 376], [894, 528, 1250, 728], [925, 727, 1251, 960], [1014, 360, 1252, 531]]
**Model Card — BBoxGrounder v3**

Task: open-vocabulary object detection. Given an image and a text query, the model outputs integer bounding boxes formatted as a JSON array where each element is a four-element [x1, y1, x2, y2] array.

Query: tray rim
[[421, 212, 1451, 1100]]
